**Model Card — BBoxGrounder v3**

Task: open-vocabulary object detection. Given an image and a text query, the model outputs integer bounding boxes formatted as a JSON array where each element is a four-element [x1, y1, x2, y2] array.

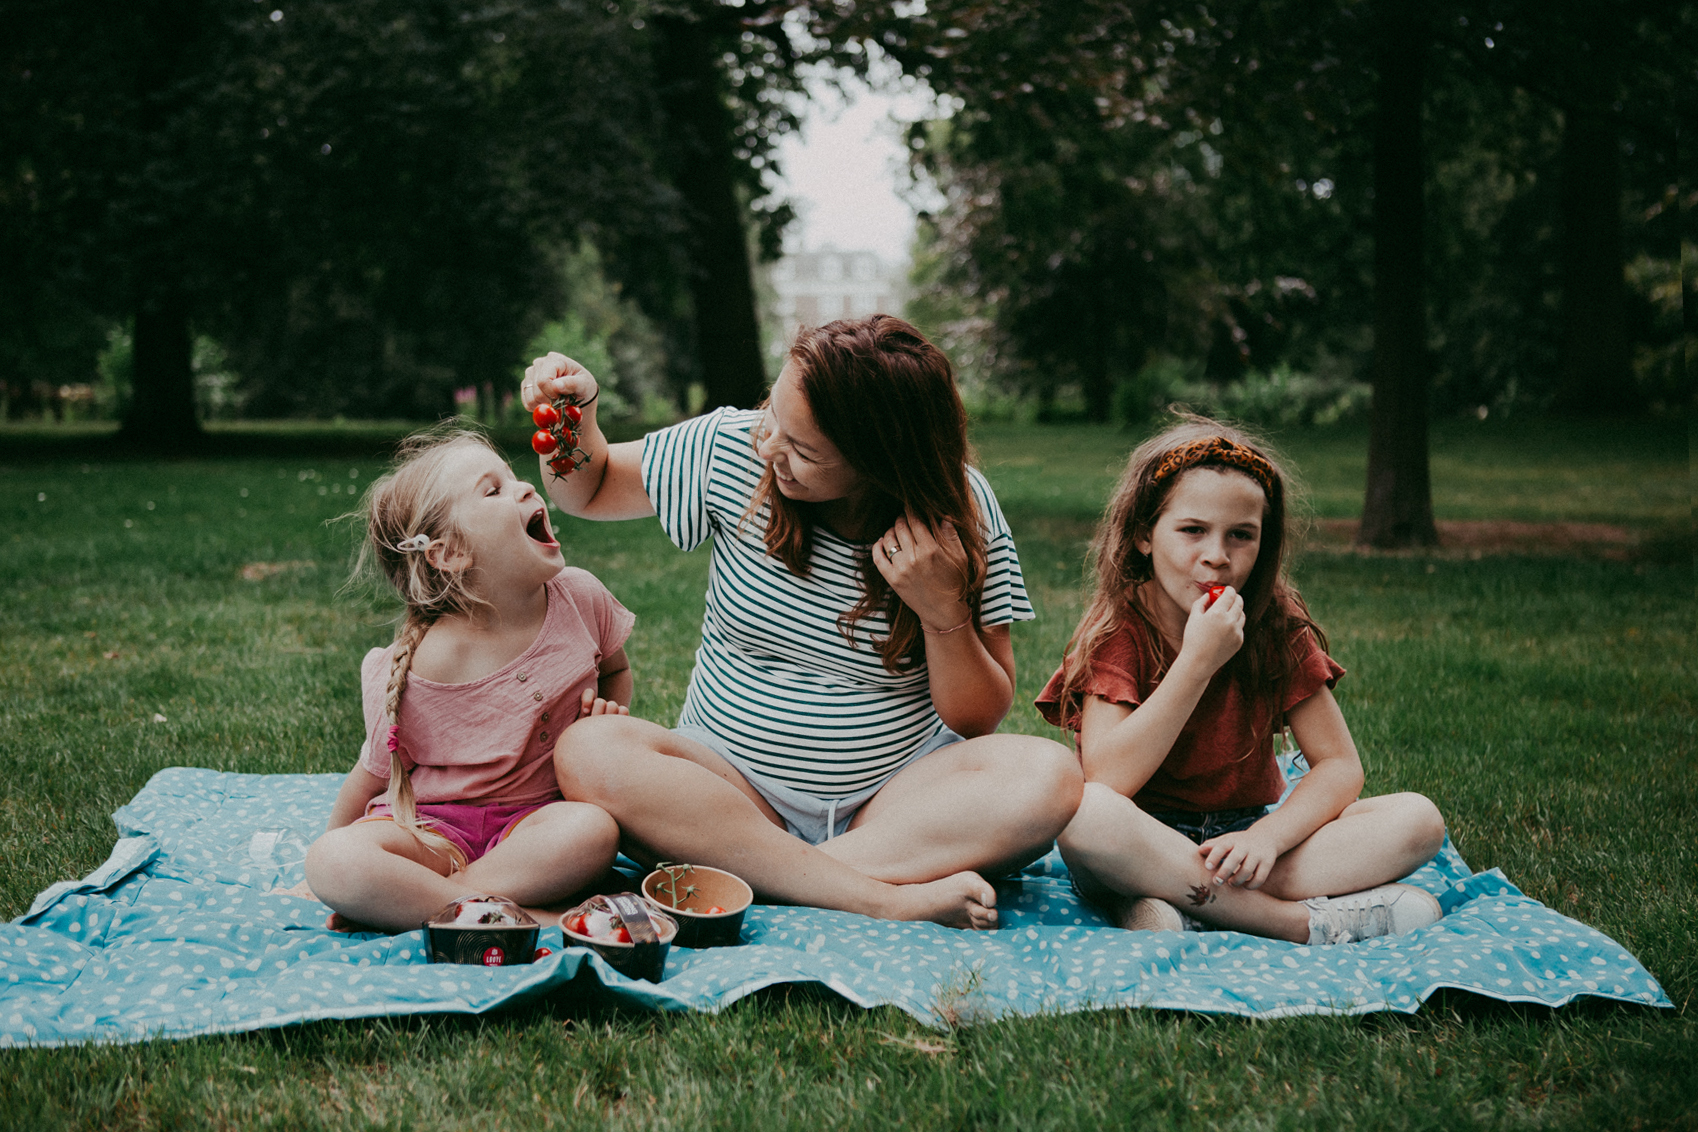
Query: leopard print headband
[[1149, 437, 1277, 497]]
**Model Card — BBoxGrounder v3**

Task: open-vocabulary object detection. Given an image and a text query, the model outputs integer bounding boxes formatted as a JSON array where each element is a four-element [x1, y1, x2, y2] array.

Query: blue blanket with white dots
[[1, 762, 1670, 1044]]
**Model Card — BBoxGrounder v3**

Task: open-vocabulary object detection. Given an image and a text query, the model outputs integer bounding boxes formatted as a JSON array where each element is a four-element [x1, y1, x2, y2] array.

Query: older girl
[[1039, 417, 1447, 944], [522, 316, 1080, 930]]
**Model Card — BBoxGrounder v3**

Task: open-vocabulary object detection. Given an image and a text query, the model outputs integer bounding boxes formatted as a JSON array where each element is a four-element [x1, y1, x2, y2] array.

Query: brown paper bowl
[[641, 865, 753, 949]]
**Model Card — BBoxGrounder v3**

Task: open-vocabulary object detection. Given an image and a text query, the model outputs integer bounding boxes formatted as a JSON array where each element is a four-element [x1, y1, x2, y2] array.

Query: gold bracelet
[[923, 617, 973, 635]]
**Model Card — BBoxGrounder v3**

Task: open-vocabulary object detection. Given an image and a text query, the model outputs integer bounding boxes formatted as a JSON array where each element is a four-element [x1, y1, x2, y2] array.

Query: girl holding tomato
[[1037, 418, 1448, 943], [522, 315, 1081, 930], [303, 429, 633, 932]]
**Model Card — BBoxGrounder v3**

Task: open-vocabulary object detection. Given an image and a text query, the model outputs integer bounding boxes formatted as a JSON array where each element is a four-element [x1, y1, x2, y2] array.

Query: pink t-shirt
[[356, 568, 634, 807]]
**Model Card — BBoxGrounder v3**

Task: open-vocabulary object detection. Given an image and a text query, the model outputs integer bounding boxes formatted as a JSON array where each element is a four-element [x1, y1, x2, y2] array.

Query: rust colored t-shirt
[[356, 568, 634, 807], [1034, 616, 1344, 813]]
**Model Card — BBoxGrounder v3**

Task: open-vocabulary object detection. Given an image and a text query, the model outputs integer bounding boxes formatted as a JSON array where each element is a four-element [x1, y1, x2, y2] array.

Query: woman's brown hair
[[1055, 414, 1325, 755], [749, 315, 987, 673]]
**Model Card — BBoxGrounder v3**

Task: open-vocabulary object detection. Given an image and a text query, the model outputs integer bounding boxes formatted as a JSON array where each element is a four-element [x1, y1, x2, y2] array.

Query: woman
[[522, 316, 1080, 929]]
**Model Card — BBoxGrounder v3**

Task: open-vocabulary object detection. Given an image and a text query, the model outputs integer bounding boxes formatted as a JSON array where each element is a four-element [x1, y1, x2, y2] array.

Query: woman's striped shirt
[[641, 408, 1034, 798]]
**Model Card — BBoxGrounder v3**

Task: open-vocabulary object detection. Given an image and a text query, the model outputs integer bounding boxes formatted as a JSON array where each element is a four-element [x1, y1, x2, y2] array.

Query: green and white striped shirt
[[642, 408, 1034, 797]]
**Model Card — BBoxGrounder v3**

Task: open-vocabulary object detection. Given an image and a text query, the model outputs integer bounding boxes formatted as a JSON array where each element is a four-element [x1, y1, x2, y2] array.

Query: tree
[[1358, 0, 1438, 548], [2, 0, 677, 441]]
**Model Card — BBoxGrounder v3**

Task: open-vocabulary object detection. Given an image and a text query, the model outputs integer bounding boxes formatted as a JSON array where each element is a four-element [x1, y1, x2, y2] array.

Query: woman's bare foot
[[883, 871, 998, 930]]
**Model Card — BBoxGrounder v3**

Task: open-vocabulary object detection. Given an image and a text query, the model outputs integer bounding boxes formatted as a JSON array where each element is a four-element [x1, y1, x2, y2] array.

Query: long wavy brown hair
[[748, 315, 987, 673], [1055, 414, 1325, 756]]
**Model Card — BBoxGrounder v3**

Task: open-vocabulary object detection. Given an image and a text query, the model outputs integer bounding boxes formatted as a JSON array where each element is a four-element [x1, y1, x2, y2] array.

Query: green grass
[[1, 418, 1694, 1129]]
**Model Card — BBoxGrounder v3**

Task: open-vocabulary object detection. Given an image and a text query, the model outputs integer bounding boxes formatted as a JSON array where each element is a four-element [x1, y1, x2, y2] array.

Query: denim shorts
[[674, 724, 965, 845], [1146, 805, 1270, 845]]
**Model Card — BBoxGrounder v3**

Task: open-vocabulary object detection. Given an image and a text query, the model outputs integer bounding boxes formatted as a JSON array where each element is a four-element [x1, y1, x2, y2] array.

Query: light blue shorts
[[673, 724, 966, 845]]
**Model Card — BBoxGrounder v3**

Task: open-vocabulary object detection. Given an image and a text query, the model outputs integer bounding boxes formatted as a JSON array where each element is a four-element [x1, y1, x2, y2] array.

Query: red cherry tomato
[[532, 947, 553, 960], [548, 456, 572, 475], [612, 924, 631, 944], [532, 403, 560, 429], [704, 906, 726, 915], [1204, 585, 1227, 608], [564, 403, 582, 424], [565, 914, 586, 936], [531, 430, 559, 455]]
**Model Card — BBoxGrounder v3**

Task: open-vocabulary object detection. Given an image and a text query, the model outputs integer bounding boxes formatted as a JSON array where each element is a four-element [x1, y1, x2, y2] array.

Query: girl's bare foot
[[324, 910, 384, 933], [884, 871, 998, 930]]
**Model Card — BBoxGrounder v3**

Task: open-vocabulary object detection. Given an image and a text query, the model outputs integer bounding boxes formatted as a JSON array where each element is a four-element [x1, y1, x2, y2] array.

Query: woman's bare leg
[[555, 715, 999, 929], [822, 733, 1083, 882]]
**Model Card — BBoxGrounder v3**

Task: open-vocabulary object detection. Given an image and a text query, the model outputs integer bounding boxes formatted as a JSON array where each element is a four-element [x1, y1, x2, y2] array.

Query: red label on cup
[[481, 946, 505, 966]]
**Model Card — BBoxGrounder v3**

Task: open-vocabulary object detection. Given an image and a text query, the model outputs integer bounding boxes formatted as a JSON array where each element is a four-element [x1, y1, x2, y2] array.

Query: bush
[[1117, 356, 1372, 429]]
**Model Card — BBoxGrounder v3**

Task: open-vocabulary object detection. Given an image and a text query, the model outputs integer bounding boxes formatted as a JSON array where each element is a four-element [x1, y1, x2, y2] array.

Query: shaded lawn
[[0, 416, 1692, 1129]]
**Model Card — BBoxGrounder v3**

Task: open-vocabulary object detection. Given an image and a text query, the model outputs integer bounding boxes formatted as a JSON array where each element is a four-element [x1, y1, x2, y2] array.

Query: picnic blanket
[[1, 760, 1670, 1045]]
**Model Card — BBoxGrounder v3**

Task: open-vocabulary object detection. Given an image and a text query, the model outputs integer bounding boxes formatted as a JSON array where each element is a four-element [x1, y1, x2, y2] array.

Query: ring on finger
[[883, 543, 897, 561]]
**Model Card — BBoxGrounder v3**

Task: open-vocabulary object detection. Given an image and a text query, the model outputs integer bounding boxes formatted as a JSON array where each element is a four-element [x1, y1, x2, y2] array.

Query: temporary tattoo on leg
[[1187, 884, 1216, 908]]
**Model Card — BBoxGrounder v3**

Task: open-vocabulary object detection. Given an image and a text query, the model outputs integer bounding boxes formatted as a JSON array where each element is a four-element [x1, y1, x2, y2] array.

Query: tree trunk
[[1358, 0, 1437, 550], [1084, 274, 1113, 422], [120, 286, 202, 450], [652, 11, 768, 412], [1553, 106, 1632, 414]]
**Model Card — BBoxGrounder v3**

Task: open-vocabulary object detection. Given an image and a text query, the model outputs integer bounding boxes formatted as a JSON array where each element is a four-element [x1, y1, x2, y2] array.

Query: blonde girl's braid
[[380, 610, 467, 873]]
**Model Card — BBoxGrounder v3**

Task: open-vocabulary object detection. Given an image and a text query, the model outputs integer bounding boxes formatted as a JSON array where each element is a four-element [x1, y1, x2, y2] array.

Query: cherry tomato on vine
[[612, 924, 631, 944], [563, 403, 582, 424], [548, 456, 573, 476], [532, 403, 560, 429], [531, 430, 559, 455]]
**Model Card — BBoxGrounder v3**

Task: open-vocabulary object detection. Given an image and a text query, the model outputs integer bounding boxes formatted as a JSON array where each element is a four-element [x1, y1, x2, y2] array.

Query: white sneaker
[[1304, 883, 1442, 945], [1120, 897, 1202, 933]]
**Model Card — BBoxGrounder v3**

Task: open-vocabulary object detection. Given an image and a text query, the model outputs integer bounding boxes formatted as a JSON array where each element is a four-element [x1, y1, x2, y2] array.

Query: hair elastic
[[386, 723, 401, 752], [1149, 437, 1277, 496], [396, 534, 431, 552]]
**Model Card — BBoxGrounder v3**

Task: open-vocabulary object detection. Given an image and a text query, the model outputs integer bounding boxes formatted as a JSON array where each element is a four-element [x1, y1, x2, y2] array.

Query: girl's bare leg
[[555, 715, 1000, 929], [821, 733, 1083, 883], [1256, 792, 1446, 900], [1059, 783, 1313, 942], [304, 802, 618, 933], [455, 801, 620, 917]]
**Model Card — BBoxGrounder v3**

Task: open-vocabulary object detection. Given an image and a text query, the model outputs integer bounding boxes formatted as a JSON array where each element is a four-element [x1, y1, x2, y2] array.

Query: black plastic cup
[[560, 892, 678, 982], [423, 896, 540, 966]]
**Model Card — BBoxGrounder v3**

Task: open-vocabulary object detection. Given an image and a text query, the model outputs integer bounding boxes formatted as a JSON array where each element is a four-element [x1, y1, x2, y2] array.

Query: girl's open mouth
[[525, 508, 557, 547]]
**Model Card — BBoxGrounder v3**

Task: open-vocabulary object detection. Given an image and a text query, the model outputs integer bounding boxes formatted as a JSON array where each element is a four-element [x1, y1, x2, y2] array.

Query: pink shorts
[[358, 799, 552, 865]]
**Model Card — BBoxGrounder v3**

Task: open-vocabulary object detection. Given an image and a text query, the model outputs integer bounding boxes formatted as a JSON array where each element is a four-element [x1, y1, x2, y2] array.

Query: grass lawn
[[0, 414, 1693, 1129]]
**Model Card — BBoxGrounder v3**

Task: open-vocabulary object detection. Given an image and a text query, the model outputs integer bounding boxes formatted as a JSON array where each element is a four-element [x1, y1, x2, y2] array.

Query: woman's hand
[[873, 510, 971, 632], [1199, 825, 1283, 889], [522, 352, 599, 413], [1179, 585, 1245, 676]]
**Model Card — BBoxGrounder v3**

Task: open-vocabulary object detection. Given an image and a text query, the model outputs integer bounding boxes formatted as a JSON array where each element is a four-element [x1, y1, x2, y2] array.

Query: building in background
[[764, 248, 909, 363]]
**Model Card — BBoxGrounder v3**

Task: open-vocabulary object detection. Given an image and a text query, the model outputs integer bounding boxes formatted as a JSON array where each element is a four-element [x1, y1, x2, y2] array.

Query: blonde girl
[[304, 429, 632, 932], [1038, 416, 1448, 944]]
